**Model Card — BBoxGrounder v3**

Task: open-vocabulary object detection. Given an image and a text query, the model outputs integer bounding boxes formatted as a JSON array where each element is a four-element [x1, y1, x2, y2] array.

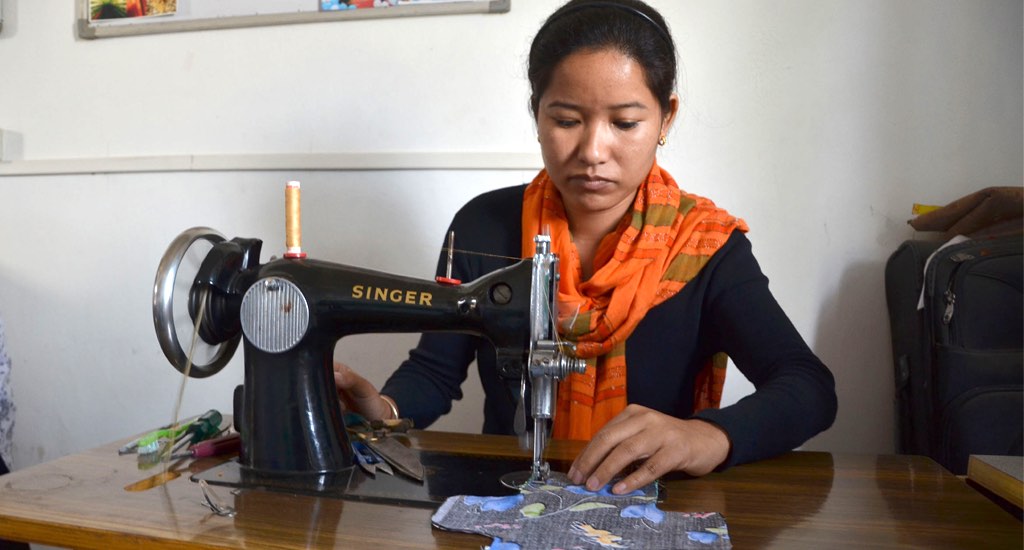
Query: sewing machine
[[152, 182, 585, 503]]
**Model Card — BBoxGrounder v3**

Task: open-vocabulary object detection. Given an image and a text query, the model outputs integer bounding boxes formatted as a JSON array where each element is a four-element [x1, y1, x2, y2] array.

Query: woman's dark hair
[[528, 0, 677, 117]]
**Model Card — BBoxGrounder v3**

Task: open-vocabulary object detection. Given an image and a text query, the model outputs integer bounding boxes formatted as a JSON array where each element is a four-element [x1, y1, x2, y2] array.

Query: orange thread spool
[[284, 180, 306, 259]]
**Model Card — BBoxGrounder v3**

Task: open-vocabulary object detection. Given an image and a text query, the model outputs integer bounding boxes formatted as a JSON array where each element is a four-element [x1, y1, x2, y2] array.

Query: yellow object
[[912, 203, 941, 216], [285, 180, 304, 257]]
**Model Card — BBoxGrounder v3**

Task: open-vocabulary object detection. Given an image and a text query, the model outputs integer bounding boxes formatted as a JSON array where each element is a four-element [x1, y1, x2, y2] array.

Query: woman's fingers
[[610, 449, 675, 495], [333, 361, 389, 419], [568, 405, 652, 488], [567, 406, 733, 494], [582, 432, 657, 492]]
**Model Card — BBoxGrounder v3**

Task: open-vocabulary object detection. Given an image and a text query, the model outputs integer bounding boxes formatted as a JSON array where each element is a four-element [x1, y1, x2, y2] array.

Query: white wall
[[0, 0, 1020, 470]]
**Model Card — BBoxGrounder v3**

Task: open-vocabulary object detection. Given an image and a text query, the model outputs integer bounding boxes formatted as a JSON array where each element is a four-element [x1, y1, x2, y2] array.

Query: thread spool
[[284, 180, 307, 259]]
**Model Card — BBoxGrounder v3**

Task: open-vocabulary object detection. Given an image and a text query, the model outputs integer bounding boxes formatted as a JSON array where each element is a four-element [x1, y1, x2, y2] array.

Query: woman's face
[[537, 48, 678, 226]]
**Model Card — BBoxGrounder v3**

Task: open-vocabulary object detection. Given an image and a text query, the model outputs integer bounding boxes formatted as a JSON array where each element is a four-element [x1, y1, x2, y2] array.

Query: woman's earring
[[658, 134, 667, 146]]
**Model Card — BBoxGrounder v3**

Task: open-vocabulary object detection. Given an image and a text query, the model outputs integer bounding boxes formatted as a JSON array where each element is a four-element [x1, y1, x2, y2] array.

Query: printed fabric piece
[[431, 480, 730, 549]]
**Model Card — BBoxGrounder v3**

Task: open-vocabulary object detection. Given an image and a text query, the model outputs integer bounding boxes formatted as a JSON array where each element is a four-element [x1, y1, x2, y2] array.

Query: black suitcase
[[885, 235, 1023, 475]]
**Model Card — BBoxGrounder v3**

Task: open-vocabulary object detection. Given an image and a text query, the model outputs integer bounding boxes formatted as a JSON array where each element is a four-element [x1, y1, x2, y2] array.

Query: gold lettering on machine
[[351, 285, 433, 307]]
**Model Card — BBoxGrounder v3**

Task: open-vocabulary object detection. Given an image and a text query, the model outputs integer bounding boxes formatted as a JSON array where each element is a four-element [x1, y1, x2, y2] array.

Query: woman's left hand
[[566, 404, 731, 494]]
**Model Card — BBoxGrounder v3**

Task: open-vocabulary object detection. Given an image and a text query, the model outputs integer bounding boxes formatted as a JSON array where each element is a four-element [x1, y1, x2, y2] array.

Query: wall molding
[[0, 152, 544, 176]]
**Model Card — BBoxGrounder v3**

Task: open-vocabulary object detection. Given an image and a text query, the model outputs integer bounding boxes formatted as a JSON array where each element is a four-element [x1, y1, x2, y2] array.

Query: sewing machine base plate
[[193, 452, 572, 508]]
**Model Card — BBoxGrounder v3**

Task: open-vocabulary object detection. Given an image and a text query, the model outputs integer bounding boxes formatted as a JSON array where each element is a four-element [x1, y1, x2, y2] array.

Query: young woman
[[336, 0, 837, 495]]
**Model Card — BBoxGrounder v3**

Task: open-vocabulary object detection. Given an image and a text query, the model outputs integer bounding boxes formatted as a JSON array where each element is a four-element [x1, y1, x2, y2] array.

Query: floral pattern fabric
[[432, 480, 730, 549]]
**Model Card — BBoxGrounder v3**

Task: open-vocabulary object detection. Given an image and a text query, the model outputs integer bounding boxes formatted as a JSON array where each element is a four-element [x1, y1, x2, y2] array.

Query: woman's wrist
[[379, 394, 400, 420]]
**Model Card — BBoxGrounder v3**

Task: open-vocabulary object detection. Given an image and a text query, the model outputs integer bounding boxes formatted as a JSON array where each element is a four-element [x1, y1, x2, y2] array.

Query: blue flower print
[[464, 494, 524, 512], [565, 484, 645, 498], [485, 537, 522, 550], [686, 530, 720, 544], [620, 502, 665, 524]]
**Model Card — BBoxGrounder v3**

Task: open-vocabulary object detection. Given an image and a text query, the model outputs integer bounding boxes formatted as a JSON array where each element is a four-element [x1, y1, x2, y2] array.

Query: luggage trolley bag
[[886, 235, 1023, 475]]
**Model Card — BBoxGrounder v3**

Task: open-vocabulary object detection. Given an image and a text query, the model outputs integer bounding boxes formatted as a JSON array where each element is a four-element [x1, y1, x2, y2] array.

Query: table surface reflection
[[0, 430, 1019, 549]]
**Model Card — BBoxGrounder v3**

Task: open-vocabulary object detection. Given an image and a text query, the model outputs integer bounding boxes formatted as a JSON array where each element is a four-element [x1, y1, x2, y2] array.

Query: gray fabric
[[432, 480, 730, 549]]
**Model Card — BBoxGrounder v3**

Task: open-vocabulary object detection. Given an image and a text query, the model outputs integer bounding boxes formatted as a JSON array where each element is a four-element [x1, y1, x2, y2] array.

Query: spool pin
[[284, 180, 307, 259]]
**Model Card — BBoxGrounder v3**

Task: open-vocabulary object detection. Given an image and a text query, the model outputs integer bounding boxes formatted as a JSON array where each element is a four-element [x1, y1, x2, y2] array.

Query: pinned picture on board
[[320, 0, 475, 11], [90, 0, 177, 20]]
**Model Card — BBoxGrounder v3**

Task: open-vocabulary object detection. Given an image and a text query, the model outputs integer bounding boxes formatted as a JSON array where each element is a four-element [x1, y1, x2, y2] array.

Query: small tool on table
[[120, 421, 191, 455], [136, 409, 223, 466], [350, 430, 423, 482], [198, 480, 236, 517], [351, 440, 394, 477], [169, 409, 224, 455], [346, 414, 422, 482], [171, 432, 240, 460]]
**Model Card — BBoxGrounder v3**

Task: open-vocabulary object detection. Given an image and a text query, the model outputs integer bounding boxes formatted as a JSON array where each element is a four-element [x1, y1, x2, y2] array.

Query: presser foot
[[498, 461, 572, 490]]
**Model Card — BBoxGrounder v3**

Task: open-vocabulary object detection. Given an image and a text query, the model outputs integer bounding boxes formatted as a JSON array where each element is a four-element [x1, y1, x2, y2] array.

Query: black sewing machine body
[[186, 235, 535, 476], [153, 226, 583, 503]]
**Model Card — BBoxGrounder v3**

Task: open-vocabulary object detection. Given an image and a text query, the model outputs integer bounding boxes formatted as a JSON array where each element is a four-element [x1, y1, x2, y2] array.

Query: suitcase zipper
[[942, 284, 956, 324], [929, 237, 1023, 345], [940, 254, 973, 333]]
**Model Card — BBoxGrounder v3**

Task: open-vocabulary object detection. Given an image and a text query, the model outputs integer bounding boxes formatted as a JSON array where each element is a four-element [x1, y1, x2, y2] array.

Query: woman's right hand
[[333, 361, 394, 421]]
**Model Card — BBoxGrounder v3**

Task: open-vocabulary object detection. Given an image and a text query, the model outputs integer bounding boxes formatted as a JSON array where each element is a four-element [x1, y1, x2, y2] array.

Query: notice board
[[78, 0, 509, 39]]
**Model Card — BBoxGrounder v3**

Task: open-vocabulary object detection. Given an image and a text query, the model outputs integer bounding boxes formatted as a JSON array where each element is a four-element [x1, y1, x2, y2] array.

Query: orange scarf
[[521, 164, 748, 441]]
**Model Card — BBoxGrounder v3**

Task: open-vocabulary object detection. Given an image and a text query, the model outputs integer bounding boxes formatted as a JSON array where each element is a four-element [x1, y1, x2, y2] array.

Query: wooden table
[[0, 431, 1020, 549]]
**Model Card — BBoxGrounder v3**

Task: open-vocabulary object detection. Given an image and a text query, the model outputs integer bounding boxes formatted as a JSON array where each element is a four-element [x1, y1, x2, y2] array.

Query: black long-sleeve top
[[380, 185, 837, 468]]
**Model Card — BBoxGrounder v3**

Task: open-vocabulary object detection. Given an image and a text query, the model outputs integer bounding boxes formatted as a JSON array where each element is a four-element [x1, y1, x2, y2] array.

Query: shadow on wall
[[0, 0, 17, 39], [0, 269, 105, 467], [805, 260, 895, 455]]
